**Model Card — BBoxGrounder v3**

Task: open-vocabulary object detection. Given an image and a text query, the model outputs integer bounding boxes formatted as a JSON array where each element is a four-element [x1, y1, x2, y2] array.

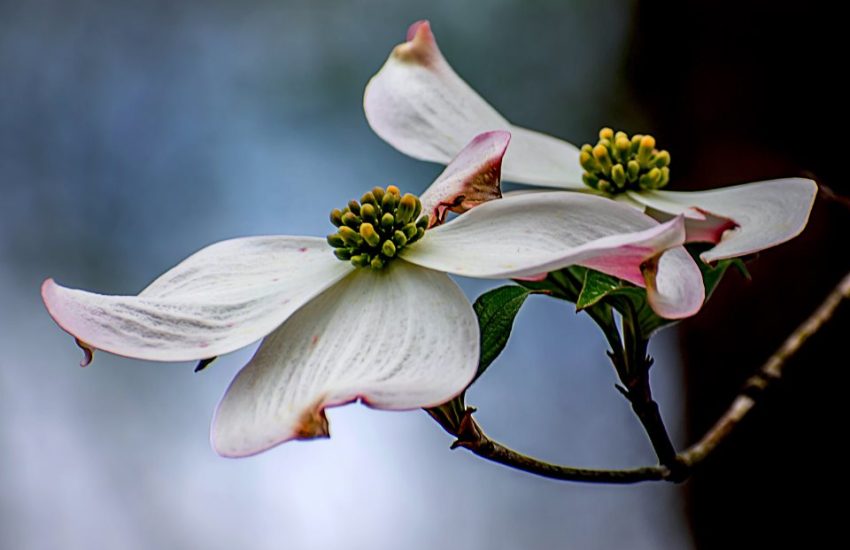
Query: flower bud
[[381, 213, 395, 230], [611, 163, 626, 188], [638, 135, 655, 167], [396, 194, 418, 224], [579, 150, 597, 172], [360, 191, 376, 206], [381, 191, 397, 212], [403, 223, 418, 240], [627, 160, 641, 182], [370, 256, 385, 270], [582, 173, 600, 190], [359, 222, 381, 248], [361, 203, 378, 224], [350, 254, 371, 268], [593, 144, 612, 172], [639, 167, 661, 189], [338, 226, 361, 246], [342, 212, 360, 228], [326, 233, 345, 248], [393, 230, 408, 247], [333, 248, 352, 261], [329, 208, 343, 227]]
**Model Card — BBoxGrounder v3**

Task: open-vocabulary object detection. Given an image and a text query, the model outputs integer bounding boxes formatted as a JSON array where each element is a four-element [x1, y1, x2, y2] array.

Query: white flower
[[42, 132, 702, 458], [364, 21, 817, 263]]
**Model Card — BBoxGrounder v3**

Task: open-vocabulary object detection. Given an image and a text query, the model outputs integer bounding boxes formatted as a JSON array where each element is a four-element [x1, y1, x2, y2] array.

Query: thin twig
[[817, 182, 850, 211], [620, 376, 687, 480], [446, 270, 850, 484], [679, 270, 850, 468], [612, 299, 684, 475], [450, 408, 668, 484]]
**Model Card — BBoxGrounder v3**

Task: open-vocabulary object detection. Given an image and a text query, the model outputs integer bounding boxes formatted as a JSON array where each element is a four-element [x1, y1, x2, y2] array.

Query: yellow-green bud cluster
[[580, 128, 671, 194], [328, 185, 430, 270]]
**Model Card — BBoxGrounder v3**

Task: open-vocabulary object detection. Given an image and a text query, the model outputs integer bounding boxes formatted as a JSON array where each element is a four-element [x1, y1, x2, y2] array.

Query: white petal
[[401, 191, 687, 282], [42, 237, 352, 362], [644, 247, 705, 320], [212, 261, 479, 457], [504, 126, 584, 189], [627, 178, 817, 262], [364, 21, 584, 189], [419, 131, 509, 225]]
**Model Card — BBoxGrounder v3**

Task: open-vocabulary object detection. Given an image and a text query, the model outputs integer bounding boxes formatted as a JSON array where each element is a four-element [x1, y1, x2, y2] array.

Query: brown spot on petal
[[293, 403, 330, 440], [75, 338, 94, 367], [640, 254, 660, 287], [431, 195, 466, 227], [393, 20, 437, 65], [427, 166, 504, 228], [460, 166, 503, 210]]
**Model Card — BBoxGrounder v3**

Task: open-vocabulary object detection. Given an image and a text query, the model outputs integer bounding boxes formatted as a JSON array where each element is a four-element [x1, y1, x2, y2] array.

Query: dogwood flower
[[42, 132, 703, 458], [364, 21, 817, 263]]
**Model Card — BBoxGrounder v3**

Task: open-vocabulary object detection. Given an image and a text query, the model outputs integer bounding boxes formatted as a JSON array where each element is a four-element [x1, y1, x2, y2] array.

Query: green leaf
[[514, 269, 582, 302], [576, 270, 629, 310], [699, 257, 750, 300], [576, 269, 675, 337], [473, 285, 537, 380]]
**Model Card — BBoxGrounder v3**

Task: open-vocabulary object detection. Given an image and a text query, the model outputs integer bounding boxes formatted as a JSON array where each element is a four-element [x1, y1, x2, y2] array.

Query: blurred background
[[0, 1, 845, 549]]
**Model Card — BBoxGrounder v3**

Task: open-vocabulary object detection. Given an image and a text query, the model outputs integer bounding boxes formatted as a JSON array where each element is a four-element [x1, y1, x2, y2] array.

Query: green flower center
[[580, 128, 671, 195], [327, 185, 430, 270]]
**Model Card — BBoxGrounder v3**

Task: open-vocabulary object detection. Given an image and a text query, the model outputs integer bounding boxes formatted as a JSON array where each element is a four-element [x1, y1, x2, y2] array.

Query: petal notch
[[212, 261, 479, 457]]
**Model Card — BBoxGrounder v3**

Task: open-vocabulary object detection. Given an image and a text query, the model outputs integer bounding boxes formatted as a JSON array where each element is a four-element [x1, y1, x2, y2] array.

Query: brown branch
[[450, 408, 668, 484], [618, 372, 687, 479], [443, 270, 850, 484], [679, 270, 850, 468], [818, 182, 850, 211]]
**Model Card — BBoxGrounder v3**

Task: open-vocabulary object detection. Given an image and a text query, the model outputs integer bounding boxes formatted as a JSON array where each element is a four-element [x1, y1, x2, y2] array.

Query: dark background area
[[630, 1, 848, 547]]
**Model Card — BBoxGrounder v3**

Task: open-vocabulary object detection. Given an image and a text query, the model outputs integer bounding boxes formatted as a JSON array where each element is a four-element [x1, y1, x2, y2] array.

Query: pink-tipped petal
[[627, 178, 817, 262], [406, 20, 431, 43], [675, 207, 739, 244], [503, 127, 583, 189], [420, 131, 509, 226], [400, 192, 701, 318], [365, 22, 584, 189], [42, 237, 352, 362], [212, 261, 478, 457], [643, 247, 705, 319]]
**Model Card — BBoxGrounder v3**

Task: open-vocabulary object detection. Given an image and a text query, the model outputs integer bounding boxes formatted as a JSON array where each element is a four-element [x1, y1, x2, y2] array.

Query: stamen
[[327, 186, 431, 270], [580, 128, 671, 194]]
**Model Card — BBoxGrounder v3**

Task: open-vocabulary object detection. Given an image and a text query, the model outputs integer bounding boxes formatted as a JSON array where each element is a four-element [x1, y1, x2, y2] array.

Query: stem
[[818, 182, 850, 211], [609, 298, 683, 474], [450, 408, 667, 484], [441, 271, 850, 484], [621, 374, 685, 478]]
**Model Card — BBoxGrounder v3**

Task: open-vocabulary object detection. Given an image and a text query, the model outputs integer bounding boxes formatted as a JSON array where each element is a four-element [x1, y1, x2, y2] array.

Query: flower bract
[[42, 131, 703, 457], [364, 21, 818, 263]]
